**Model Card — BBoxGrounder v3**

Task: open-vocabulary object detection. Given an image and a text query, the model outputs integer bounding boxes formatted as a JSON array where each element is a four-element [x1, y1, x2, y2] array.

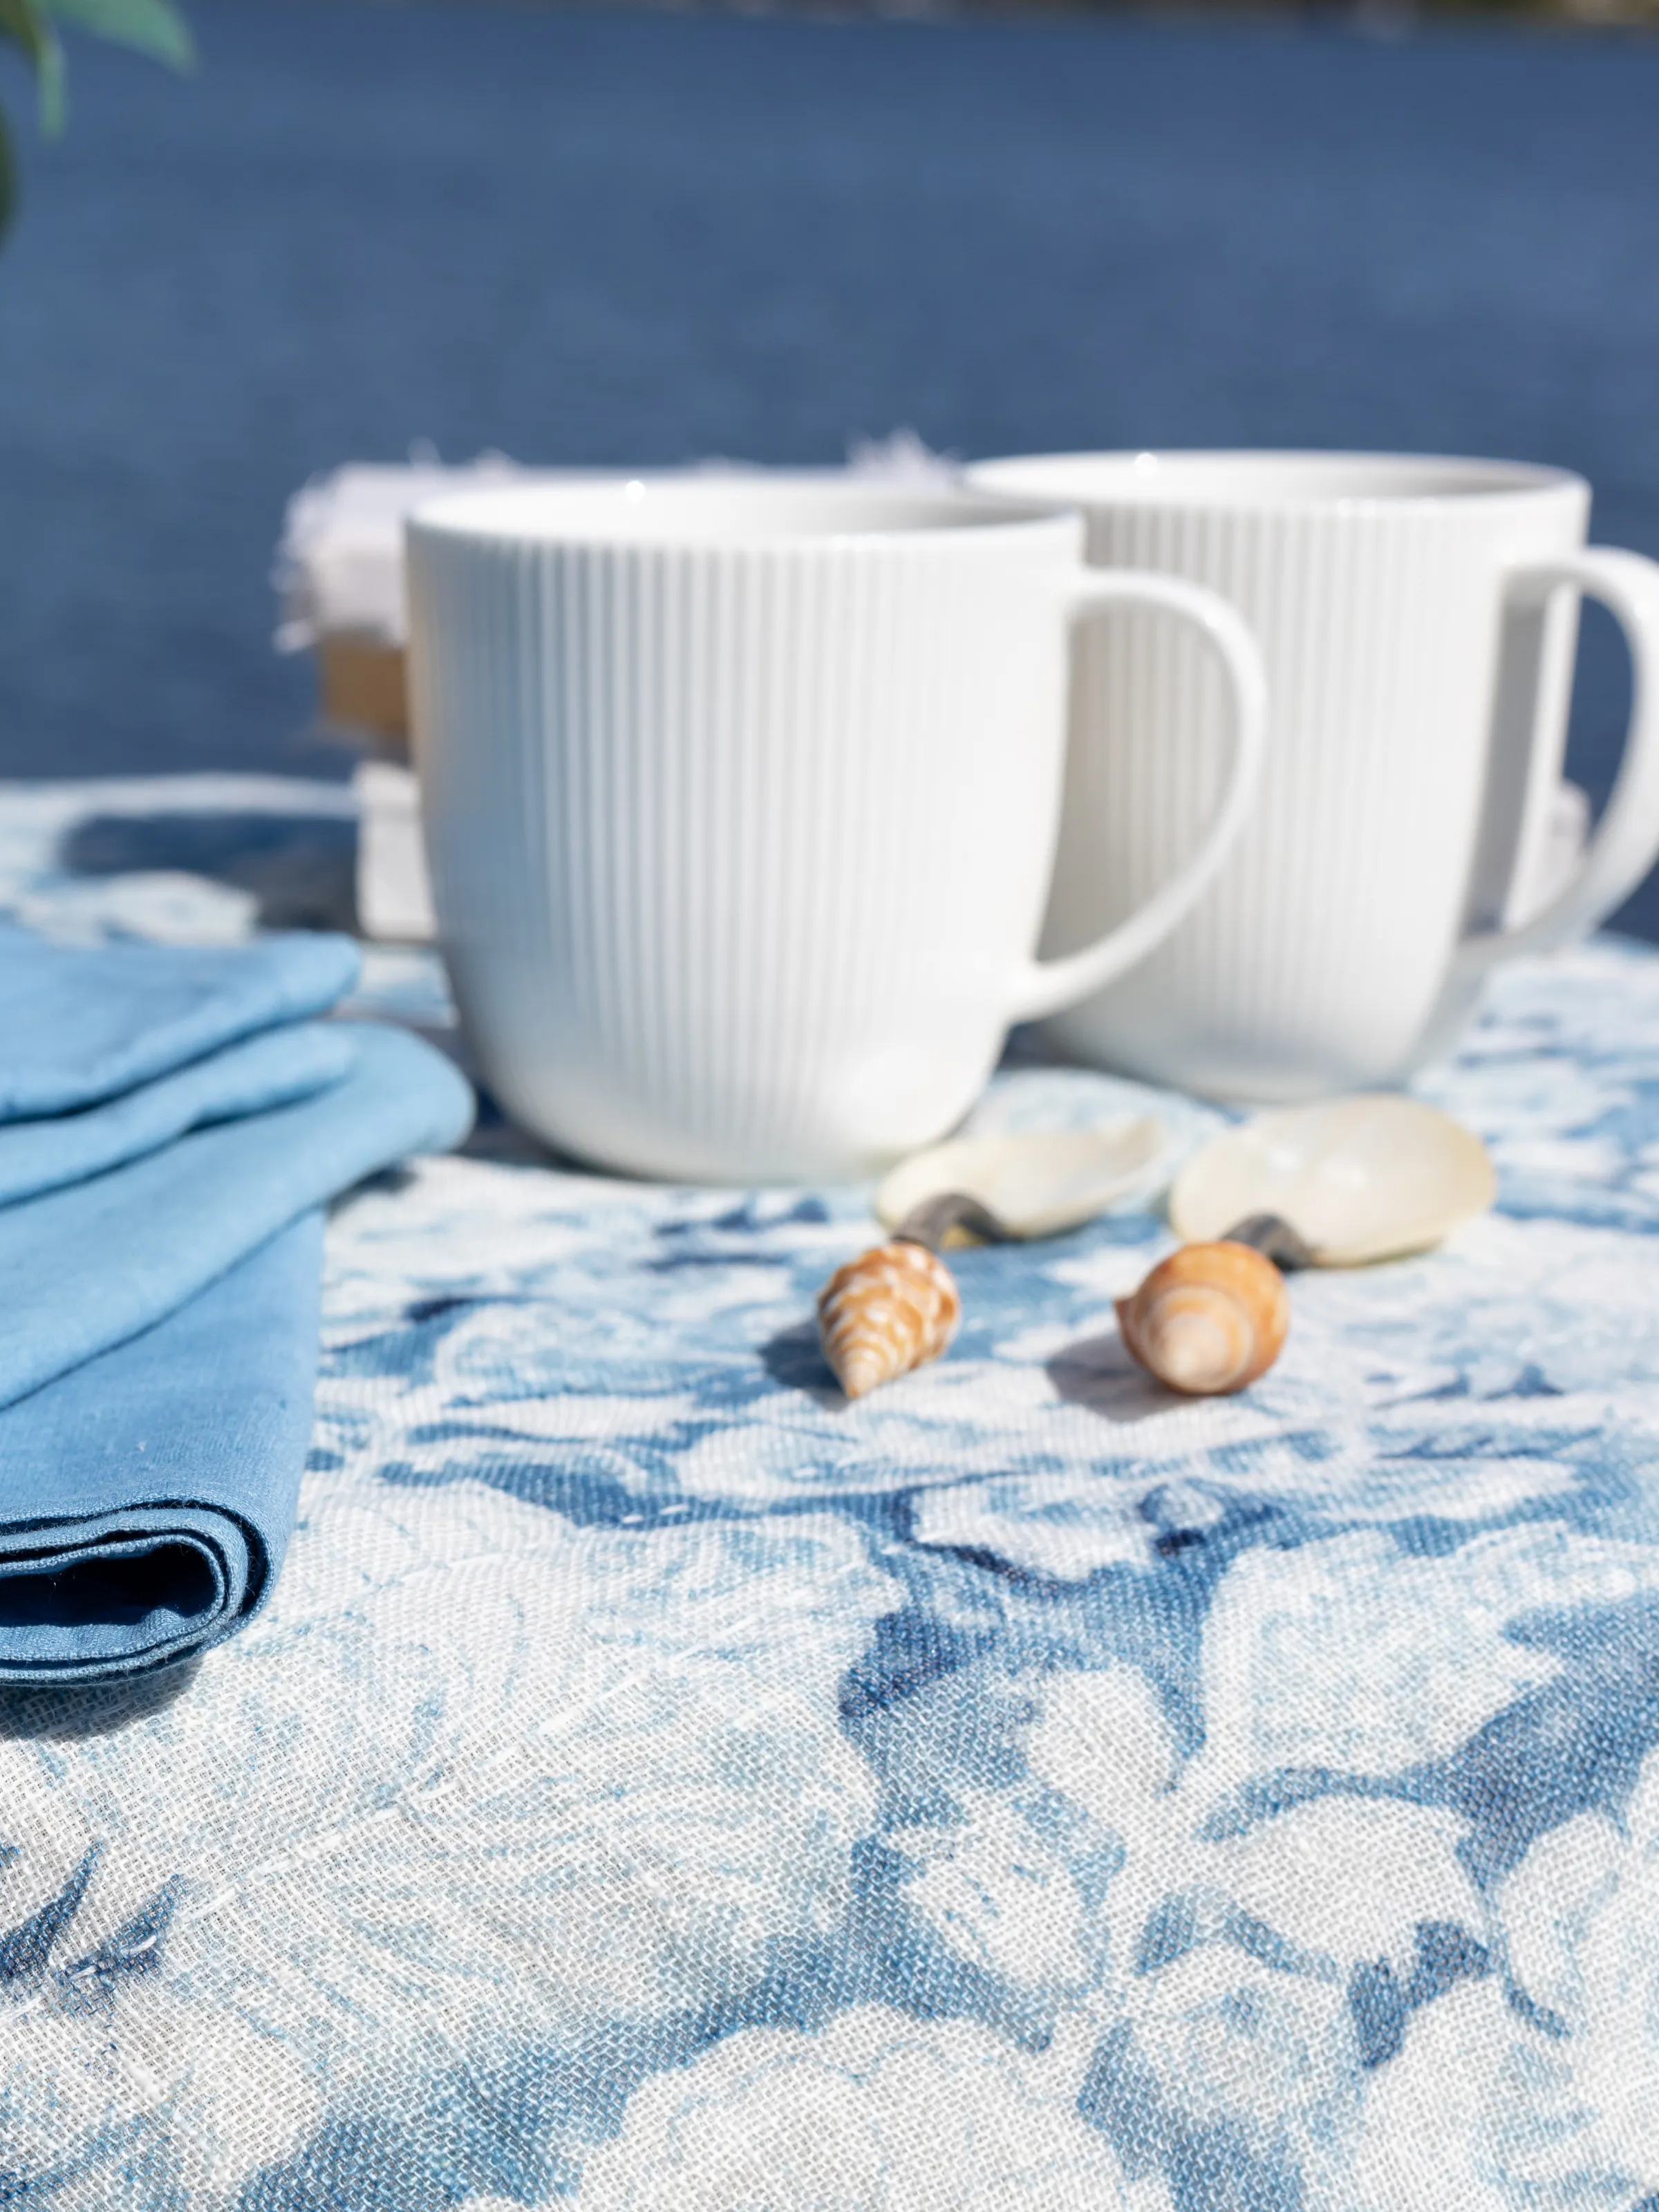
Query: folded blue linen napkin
[[0, 924, 474, 1681], [0, 1020, 472, 1410]]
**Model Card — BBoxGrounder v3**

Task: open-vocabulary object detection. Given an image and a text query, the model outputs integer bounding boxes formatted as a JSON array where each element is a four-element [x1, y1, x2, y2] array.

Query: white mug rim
[[409, 471, 1077, 552], [968, 449, 1587, 514]]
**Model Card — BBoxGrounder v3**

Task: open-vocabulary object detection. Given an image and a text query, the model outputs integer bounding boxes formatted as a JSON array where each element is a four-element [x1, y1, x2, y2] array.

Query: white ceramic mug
[[406, 476, 1266, 1181], [968, 451, 1659, 1100]]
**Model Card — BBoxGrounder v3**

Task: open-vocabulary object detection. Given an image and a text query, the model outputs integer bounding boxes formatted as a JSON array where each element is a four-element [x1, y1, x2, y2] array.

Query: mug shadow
[[1047, 1327, 1184, 1424], [457, 1105, 593, 1172], [59, 811, 359, 934], [0, 1656, 202, 1743]]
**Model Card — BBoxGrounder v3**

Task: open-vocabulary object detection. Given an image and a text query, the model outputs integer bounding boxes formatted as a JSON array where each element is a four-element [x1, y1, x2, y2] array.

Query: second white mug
[[969, 450, 1659, 1101], [408, 476, 1266, 1181]]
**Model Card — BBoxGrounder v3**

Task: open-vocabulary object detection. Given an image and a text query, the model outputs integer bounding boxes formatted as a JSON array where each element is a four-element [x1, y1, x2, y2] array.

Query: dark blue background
[[4, 1, 1659, 930]]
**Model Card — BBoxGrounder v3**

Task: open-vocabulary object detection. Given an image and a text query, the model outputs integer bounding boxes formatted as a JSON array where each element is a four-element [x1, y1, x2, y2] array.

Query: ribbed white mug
[[406, 476, 1266, 1181], [968, 451, 1659, 1100]]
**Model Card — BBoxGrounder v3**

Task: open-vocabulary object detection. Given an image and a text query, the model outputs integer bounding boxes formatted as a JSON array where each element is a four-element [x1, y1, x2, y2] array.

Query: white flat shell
[[1168, 1094, 1495, 1266], [875, 1116, 1166, 1241]]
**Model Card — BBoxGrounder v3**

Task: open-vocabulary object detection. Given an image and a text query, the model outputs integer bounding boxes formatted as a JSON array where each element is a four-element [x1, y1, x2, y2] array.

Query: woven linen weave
[[1, 778, 1658, 2210]]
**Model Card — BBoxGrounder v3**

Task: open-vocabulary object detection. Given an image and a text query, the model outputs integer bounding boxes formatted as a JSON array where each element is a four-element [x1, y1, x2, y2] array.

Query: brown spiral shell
[[817, 1240, 962, 1400], [1116, 1240, 1289, 1396]]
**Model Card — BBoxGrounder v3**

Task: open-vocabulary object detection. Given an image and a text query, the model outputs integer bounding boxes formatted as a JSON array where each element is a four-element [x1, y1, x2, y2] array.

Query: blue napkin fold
[[0, 1217, 324, 1680], [0, 924, 474, 1682], [0, 925, 361, 1120], [0, 1022, 357, 1205]]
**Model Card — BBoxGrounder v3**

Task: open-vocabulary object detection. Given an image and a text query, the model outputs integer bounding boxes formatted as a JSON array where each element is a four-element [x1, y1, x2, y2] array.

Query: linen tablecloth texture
[[0, 920, 474, 1681], [3, 781, 1659, 2210]]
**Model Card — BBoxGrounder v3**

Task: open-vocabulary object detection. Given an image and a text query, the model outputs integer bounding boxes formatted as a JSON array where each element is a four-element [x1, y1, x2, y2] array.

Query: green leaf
[[0, 0, 64, 134], [38, 0, 191, 70], [0, 0, 43, 60]]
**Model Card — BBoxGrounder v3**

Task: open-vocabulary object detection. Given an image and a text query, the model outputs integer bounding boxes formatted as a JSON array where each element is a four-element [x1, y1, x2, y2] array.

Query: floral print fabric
[[3, 778, 1659, 2211]]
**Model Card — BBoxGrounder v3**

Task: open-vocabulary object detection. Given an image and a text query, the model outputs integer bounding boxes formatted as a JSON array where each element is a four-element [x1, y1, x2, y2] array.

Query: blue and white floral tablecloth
[[6, 776, 1659, 2212]]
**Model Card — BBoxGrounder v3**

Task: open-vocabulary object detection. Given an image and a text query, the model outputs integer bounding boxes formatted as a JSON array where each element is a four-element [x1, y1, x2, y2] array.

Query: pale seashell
[[818, 1240, 962, 1400], [875, 1116, 1166, 1244], [1116, 1240, 1290, 1396], [1169, 1094, 1495, 1267]]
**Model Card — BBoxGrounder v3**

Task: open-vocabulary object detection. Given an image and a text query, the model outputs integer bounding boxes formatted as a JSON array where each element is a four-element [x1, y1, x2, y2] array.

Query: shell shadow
[[1047, 1328, 1183, 1424], [760, 1319, 844, 1409]]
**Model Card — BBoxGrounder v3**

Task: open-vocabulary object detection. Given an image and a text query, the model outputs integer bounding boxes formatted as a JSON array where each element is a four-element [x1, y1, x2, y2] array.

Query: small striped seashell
[[818, 1239, 962, 1400], [1116, 1239, 1289, 1396]]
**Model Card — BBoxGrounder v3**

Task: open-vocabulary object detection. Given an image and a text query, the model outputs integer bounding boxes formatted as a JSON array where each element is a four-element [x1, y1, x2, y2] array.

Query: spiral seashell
[[1116, 1240, 1289, 1396], [818, 1239, 962, 1400]]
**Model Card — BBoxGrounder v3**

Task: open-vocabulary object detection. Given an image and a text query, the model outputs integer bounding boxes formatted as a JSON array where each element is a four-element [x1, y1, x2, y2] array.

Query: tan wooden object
[[318, 633, 410, 749]]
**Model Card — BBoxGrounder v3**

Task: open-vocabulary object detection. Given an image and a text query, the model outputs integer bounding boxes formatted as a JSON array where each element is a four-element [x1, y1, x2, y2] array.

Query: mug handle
[[1006, 570, 1268, 1022], [1456, 547, 1659, 974]]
